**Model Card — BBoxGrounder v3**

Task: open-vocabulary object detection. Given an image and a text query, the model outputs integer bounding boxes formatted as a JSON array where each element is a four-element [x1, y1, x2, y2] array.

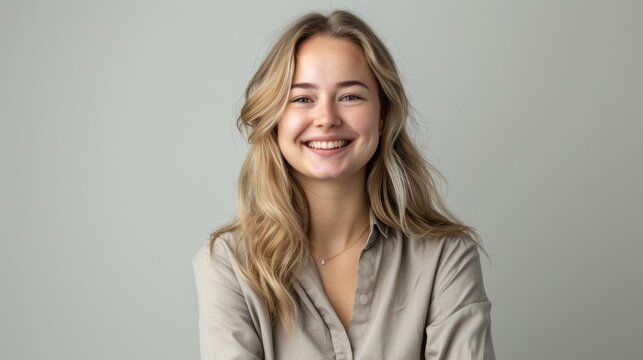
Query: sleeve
[[424, 235, 496, 360], [192, 240, 264, 360]]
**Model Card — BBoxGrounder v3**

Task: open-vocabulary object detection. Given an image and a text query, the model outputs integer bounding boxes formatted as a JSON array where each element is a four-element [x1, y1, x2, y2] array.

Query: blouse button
[[359, 294, 368, 304]]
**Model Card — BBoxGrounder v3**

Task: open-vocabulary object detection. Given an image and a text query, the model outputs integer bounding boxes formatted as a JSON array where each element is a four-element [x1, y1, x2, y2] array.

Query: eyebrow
[[290, 80, 370, 90]]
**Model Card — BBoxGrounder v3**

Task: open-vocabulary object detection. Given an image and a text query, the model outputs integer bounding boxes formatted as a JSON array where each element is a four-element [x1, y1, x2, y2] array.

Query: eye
[[291, 96, 312, 103], [340, 94, 361, 101]]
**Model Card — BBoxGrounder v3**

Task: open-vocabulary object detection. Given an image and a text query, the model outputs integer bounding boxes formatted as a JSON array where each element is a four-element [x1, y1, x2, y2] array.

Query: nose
[[313, 99, 341, 128]]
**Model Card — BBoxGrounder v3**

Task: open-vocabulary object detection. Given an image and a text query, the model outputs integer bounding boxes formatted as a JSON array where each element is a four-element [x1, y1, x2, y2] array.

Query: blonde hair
[[210, 10, 487, 331]]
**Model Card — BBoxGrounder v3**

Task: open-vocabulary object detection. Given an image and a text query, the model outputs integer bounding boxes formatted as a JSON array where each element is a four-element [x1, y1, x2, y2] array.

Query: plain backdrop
[[1, 0, 641, 359]]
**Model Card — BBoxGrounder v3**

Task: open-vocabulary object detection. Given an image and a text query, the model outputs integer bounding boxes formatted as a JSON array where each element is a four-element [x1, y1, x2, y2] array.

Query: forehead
[[292, 36, 376, 85]]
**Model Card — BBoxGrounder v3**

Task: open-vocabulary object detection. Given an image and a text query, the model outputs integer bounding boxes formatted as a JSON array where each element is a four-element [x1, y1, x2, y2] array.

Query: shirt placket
[[347, 228, 380, 358], [299, 256, 354, 360]]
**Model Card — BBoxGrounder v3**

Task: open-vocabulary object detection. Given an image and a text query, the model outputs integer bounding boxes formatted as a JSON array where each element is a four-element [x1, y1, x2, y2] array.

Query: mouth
[[304, 140, 352, 150]]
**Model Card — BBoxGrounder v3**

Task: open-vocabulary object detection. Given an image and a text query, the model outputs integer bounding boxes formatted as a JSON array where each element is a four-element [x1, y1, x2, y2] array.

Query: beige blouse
[[192, 211, 495, 359]]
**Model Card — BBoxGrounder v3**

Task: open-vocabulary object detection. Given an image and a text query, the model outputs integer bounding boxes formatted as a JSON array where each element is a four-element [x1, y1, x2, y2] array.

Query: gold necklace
[[310, 223, 370, 265]]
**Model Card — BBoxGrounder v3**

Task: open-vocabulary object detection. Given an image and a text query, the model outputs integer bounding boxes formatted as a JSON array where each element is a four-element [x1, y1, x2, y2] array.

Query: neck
[[295, 170, 370, 257]]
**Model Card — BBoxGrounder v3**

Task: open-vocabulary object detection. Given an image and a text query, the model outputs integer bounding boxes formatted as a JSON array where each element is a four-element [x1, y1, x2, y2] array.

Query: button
[[359, 294, 368, 304]]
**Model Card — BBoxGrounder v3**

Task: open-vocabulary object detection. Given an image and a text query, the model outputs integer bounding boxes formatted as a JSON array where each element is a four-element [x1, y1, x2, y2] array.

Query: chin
[[291, 167, 343, 181], [309, 172, 346, 180], [309, 166, 364, 182]]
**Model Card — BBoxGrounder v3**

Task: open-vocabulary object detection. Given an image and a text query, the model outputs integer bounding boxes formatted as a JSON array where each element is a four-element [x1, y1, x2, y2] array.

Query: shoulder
[[437, 232, 482, 259], [396, 231, 486, 290], [428, 232, 485, 276], [430, 232, 489, 302], [192, 231, 241, 279], [397, 229, 480, 260]]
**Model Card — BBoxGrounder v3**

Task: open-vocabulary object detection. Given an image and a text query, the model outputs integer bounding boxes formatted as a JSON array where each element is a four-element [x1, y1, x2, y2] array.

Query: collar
[[365, 208, 389, 250]]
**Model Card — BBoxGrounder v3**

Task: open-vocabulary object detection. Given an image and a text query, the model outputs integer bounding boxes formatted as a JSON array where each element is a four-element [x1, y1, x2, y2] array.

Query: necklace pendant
[[321, 259, 326, 265]]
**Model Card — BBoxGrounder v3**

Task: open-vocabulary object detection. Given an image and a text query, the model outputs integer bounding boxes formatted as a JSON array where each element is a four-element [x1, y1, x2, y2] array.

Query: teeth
[[306, 140, 347, 149]]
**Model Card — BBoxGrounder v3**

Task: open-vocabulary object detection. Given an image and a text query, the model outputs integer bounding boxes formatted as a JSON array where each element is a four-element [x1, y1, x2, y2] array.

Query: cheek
[[352, 109, 381, 138], [277, 112, 307, 148]]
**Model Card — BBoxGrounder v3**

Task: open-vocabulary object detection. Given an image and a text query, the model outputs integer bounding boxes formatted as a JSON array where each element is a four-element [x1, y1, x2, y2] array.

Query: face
[[277, 36, 382, 185]]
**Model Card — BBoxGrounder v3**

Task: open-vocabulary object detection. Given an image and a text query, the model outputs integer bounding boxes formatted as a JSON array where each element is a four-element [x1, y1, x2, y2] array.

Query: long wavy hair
[[210, 10, 487, 331]]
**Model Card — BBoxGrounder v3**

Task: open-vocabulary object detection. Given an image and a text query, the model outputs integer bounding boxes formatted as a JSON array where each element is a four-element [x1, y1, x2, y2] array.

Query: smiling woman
[[193, 10, 495, 359]]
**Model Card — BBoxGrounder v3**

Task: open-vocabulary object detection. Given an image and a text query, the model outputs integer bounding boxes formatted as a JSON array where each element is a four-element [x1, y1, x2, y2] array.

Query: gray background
[[1, 0, 641, 359]]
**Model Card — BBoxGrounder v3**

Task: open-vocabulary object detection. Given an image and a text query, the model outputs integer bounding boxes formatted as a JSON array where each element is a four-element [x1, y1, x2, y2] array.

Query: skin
[[276, 35, 383, 331]]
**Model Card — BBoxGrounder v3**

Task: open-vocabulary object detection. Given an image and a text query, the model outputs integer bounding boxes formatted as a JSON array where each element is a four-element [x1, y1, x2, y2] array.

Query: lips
[[305, 140, 350, 149]]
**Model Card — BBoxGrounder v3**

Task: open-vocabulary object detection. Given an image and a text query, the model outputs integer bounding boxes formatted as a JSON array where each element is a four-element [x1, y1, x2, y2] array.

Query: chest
[[313, 241, 364, 331], [271, 235, 432, 359]]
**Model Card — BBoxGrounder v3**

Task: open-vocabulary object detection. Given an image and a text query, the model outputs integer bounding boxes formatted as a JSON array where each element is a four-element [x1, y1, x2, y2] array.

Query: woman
[[193, 10, 495, 359]]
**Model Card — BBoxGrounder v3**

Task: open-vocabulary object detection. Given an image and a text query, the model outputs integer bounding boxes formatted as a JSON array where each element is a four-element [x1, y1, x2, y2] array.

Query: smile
[[305, 140, 350, 149]]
